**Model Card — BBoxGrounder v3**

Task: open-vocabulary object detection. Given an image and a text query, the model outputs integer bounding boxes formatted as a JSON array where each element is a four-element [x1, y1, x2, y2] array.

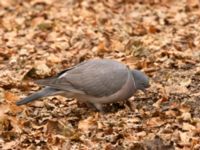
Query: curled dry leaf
[[179, 104, 191, 113], [146, 117, 165, 127], [181, 112, 192, 121], [45, 120, 75, 137], [34, 61, 52, 77], [1, 141, 18, 150], [179, 131, 191, 145], [182, 123, 196, 131], [0, 0, 200, 149], [180, 78, 191, 87], [153, 99, 163, 108], [47, 54, 61, 64], [78, 116, 97, 132]]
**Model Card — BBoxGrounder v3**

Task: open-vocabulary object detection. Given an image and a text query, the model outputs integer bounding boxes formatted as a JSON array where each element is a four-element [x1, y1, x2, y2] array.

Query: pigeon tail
[[16, 87, 57, 106]]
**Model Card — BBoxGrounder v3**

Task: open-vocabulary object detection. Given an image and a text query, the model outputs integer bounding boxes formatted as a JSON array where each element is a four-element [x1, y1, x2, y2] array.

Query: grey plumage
[[16, 59, 150, 111], [15, 87, 59, 106]]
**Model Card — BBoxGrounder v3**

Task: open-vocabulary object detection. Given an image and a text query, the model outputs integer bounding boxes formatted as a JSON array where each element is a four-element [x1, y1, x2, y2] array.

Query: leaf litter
[[0, 0, 200, 149]]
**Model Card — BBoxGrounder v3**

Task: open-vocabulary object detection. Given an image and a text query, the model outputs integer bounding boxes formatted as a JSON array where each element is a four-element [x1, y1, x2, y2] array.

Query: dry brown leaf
[[153, 99, 163, 108], [47, 54, 61, 64], [165, 110, 177, 117], [34, 61, 51, 77], [179, 131, 191, 145], [187, 0, 200, 8], [0, 0, 199, 149], [31, 0, 55, 5], [46, 120, 74, 137], [182, 123, 196, 131], [179, 104, 191, 113], [148, 25, 159, 34], [0, 0, 17, 7], [78, 116, 97, 132], [181, 112, 191, 121], [180, 79, 191, 87], [0, 105, 22, 134], [146, 117, 165, 127], [97, 40, 109, 53], [9, 104, 23, 114], [165, 85, 189, 94], [3, 92, 23, 114], [110, 39, 124, 51], [0, 106, 9, 132], [2, 141, 18, 150], [136, 131, 146, 137], [4, 91, 19, 103]]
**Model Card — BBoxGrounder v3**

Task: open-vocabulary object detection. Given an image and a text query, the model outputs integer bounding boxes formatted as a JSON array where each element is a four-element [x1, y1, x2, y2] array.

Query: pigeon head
[[131, 69, 150, 91]]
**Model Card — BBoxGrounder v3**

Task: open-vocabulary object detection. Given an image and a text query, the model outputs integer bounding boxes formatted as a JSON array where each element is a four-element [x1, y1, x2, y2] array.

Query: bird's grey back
[[36, 59, 129, 97]]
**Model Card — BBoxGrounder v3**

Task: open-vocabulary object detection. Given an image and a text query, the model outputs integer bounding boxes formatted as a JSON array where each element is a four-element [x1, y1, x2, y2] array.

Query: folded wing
[[36, 59, 129, 97]]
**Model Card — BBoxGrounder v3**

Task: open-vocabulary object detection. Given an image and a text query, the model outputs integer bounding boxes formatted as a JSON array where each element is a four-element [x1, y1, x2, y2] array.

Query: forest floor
[[0, 0, 200, 149]]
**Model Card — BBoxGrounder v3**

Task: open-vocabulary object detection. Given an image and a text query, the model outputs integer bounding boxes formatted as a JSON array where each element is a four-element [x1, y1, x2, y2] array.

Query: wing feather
[[36, 59, 129, 97]]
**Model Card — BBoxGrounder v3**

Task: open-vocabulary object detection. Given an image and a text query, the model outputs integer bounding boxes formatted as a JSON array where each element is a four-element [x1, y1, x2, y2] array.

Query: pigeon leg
[[92, 103, 104, 112]]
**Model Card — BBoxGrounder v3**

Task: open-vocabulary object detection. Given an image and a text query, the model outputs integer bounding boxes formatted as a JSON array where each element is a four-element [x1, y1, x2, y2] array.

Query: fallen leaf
[[31, 0, 55, 5], [78, 116, 97, 132], [2, 141, 18, 150], [179, 131, 191, 144], [4, 91, 19, 104], [34, 61, 51, 77], [46, 120, 74, 137], [181, 112, 191, 121], [182, 123, 196, 131], [146, 117, 165, 127], [187, 0, 200, 8]]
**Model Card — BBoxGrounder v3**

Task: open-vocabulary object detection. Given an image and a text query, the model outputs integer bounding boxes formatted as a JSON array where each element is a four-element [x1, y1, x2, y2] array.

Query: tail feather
[[16, 88, 57, 106]]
